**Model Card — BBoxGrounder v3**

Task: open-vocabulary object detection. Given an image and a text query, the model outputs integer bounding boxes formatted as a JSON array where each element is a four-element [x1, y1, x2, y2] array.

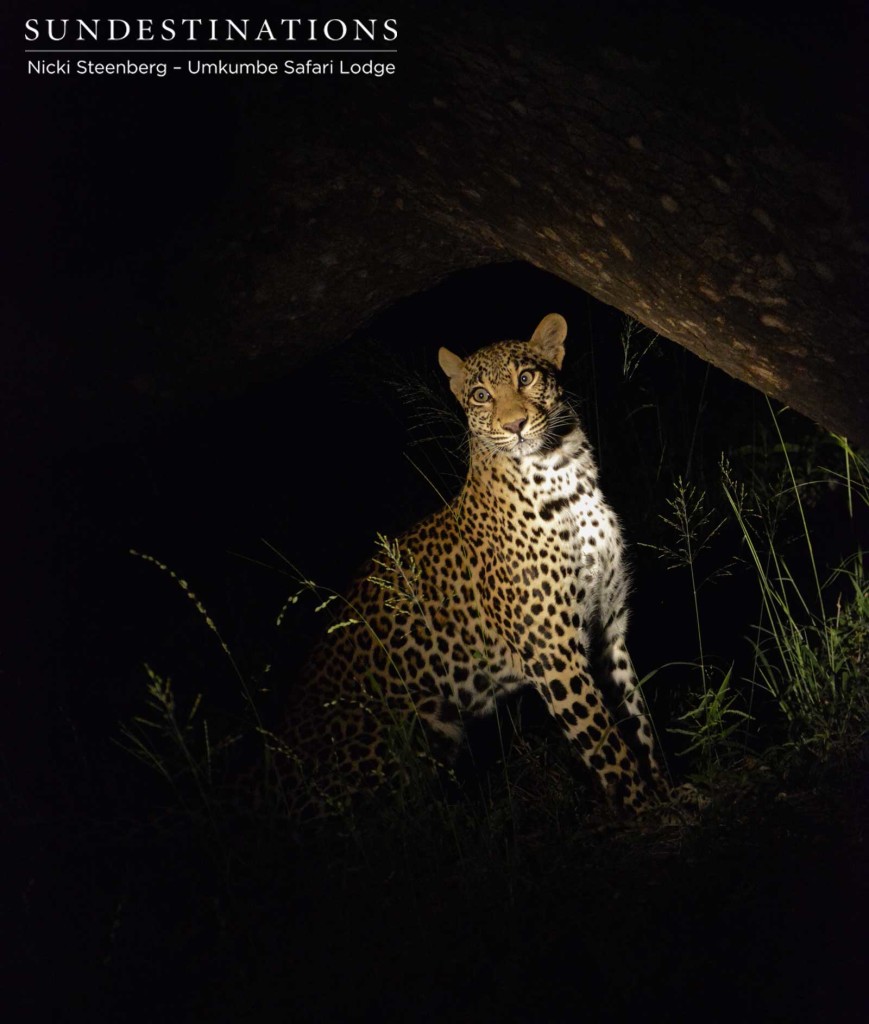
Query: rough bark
[[12, 2, 869, 445]]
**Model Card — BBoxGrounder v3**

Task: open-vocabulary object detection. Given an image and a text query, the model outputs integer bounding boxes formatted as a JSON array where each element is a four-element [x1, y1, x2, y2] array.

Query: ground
[[11, 759, 867, 1022]]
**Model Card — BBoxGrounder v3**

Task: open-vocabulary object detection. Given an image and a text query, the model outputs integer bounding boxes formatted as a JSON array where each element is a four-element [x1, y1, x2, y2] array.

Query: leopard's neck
[[461, 424, 600, 520]]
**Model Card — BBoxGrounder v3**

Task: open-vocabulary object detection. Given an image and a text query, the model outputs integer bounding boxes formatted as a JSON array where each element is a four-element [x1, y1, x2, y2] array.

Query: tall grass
[[718, 417, 868, 760], [653, 412, 868, 776]]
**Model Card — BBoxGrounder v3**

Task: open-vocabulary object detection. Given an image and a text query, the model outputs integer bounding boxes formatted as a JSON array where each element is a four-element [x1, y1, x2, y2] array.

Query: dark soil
[[10, 759, 867, 1023]]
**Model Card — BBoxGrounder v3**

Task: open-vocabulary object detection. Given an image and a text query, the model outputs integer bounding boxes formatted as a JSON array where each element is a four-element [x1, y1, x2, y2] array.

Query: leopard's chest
[[534, 486, 609, 586], [468, 458, 615, 605]]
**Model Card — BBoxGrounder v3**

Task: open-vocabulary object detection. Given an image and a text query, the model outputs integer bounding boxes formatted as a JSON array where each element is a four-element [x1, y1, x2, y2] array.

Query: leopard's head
[[438, 313, 573, 458]]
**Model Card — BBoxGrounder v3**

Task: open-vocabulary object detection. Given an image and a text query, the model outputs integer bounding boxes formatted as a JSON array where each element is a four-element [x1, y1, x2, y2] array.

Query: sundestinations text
[[24, 17, 398, 43]]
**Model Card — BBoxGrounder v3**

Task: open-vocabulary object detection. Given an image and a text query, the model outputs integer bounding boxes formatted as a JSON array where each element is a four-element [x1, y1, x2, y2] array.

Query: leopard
[[269, 313, 666, 818]]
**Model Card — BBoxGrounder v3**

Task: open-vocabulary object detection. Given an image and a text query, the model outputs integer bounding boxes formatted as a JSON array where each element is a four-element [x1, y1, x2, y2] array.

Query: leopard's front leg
[[531, 641, 656, 812], [598, 540, 664, 787]]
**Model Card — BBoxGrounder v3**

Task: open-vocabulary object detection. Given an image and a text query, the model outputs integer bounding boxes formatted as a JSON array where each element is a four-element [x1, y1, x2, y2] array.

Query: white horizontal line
[[25, 49, 398, 54]]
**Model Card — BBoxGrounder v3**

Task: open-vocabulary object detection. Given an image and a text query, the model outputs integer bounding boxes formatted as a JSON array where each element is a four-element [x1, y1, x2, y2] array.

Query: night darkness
[[6, 2, 868, 1021]]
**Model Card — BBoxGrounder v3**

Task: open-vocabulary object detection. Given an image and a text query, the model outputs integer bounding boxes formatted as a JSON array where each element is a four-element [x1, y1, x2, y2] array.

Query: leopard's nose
[[503, 417, 527, 435]]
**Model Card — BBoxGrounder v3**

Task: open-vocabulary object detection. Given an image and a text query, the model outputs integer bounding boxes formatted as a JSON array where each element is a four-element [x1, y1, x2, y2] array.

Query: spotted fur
[[274, 314, 664, 816]]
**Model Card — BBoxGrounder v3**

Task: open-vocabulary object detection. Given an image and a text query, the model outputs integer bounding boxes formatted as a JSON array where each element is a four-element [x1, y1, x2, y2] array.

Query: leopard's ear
[[527, 313, 567, 369], [438, 347, 467, 399]]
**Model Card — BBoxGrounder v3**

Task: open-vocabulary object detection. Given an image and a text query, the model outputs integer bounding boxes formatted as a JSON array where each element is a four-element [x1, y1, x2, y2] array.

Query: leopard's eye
[[518, 370, 536, 388], [471, 387, 491, 404]]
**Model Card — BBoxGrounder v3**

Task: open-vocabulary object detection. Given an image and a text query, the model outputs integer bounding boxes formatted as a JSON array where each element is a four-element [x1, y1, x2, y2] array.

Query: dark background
[[5, 2, 868, 1021]]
